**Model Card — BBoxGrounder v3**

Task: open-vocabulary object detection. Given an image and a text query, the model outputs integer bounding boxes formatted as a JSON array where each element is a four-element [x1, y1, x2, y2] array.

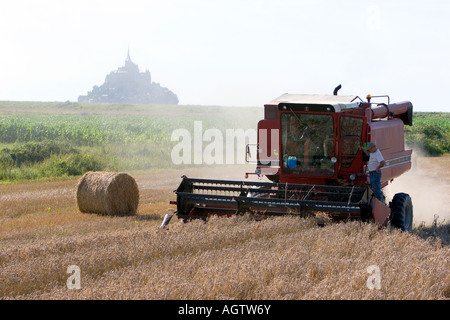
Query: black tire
[[390, 193, 413, 231]]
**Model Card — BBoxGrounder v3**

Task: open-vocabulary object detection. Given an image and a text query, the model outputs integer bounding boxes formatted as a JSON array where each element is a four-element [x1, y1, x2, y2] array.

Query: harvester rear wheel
[[389, 193, 413, 231]]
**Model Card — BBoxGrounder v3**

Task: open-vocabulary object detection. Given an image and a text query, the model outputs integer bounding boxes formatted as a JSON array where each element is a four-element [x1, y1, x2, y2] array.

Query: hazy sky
[[1, 0, 449, 111]]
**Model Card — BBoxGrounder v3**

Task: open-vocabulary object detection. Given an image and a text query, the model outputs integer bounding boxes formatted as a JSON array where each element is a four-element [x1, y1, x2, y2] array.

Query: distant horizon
[[0, 99, 447, 113]]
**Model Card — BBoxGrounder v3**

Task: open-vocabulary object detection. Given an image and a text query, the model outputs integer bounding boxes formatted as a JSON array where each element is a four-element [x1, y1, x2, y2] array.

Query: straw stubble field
[[0, 161, 449, 300]]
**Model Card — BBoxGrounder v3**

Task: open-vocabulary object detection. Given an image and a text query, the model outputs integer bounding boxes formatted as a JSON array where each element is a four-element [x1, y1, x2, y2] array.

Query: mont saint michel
[[78, 51, 179, 104]]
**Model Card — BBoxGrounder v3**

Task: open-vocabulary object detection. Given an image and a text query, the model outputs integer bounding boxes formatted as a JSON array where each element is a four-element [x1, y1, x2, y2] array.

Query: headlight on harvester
[[350, 173, 356, 181]]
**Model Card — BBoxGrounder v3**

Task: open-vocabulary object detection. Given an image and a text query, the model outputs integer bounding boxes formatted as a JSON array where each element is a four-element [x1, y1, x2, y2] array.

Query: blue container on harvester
[[287, 156, 297, 169]]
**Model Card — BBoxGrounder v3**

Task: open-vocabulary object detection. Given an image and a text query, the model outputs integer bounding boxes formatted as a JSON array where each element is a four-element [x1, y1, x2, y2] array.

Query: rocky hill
[[78, 51, 178, 104]]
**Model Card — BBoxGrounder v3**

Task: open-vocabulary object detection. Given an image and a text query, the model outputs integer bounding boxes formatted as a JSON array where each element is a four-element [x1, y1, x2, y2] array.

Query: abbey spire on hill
[[78, 50, 178, 104]]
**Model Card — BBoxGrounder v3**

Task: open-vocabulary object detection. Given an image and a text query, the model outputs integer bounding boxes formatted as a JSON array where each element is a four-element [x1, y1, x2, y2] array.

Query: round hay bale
[[76, 171, 139, 216]]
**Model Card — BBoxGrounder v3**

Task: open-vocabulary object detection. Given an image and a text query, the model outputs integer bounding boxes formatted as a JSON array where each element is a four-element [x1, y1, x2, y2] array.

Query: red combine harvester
[[170, 86, 414, 231]]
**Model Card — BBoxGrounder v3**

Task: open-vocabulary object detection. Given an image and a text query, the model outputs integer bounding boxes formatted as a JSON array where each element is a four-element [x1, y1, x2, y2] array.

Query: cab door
[[338, 115, 367, 176]]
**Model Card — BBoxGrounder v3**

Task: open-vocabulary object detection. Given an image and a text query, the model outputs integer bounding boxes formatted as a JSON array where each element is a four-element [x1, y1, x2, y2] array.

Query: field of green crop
[[0, 101, 448, 182], [406, 112, 450, 156], [0, 101, 261, 182], [0, 102, 261, 144]]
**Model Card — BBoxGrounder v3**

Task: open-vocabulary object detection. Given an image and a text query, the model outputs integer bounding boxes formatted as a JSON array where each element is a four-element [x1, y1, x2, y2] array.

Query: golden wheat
[[0, 215, 448, 300], [0, 163, 448, 300]]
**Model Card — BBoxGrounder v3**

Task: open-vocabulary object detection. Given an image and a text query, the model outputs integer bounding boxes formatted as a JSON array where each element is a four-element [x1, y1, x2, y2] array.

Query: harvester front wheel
[[389, 193, 413, 231]]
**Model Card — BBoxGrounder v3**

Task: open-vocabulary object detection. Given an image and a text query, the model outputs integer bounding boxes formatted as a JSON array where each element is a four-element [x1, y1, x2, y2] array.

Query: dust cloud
[[385, 151, 450, 226]]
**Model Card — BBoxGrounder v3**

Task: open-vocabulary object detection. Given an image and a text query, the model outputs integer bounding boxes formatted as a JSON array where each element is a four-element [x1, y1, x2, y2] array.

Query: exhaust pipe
[[333, 84, 342, 96]]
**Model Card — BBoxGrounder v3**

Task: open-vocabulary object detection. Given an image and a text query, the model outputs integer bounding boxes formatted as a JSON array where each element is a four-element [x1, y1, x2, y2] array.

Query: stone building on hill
[[78, 50, 179, 104]]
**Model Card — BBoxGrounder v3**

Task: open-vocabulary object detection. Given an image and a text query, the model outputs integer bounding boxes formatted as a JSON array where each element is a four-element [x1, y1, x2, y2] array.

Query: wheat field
[[0, 163, 449, 300]]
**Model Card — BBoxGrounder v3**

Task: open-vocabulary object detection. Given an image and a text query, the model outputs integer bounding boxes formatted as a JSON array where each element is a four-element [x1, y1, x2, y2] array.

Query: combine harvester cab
[[170, 87, 414, 231]]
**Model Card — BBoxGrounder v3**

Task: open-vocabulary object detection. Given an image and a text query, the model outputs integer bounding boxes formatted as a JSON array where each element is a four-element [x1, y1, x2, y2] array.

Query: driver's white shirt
[[368, 149, 384, 172]]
